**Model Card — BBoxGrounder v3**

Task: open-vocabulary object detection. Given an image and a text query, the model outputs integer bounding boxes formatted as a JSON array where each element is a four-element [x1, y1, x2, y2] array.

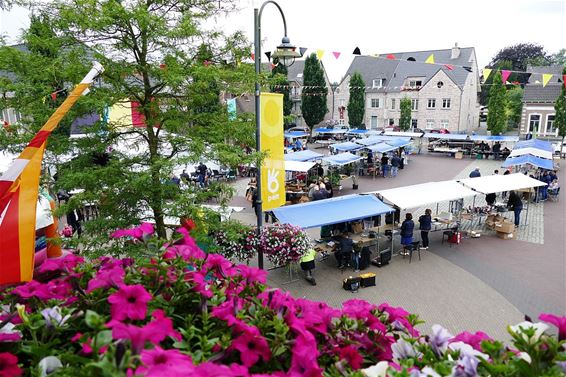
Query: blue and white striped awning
[[322, 152, 363, 166], [330, 141, 363, 152]]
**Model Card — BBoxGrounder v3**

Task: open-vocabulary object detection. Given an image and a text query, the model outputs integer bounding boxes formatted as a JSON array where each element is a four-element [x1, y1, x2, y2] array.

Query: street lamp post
[[254, 1, 300, 269]]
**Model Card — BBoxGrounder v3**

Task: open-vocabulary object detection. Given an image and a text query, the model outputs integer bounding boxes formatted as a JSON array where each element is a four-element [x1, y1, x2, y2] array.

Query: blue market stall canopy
[[470, 135, 519, 142], [502, 155, 554, 170], [284, 131, 309, 139], [384, 138, 412, 148], [355, 137, 384, 146], [330, 141, 363, 152], [314, 128, 348, 134], [514, 139, 554, 152], [423, 133, 469, 140], [383, 131, 424, 138], [365, 142, 398, 153], [284, 150, 323, 162], [347, 129, 370, 135], [322, 152, 363, 166], [272, 194, 394, 229]]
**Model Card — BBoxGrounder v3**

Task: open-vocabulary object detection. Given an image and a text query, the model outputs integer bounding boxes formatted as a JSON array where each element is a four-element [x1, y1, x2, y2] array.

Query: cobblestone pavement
[[229, 152, 565, 339]]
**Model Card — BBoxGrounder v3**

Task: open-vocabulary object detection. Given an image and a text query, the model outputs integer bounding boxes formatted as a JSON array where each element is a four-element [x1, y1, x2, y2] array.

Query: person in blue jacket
[[418, 209, 432, 250], [400, 213, 415, 253]]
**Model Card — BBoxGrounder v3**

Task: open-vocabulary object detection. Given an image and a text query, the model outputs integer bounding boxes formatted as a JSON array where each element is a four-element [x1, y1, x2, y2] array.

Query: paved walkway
[[229, 152, 565, 340]]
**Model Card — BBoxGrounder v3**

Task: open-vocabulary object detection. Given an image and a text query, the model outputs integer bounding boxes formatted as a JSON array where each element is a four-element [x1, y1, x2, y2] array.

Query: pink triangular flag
[[251, 53, 255, 61], [332, 51, 341, 59], [386, 54, 395, 60], [444, 64, 454, 71], [501, 70, 511, 83], [563, 75, 566, 88]]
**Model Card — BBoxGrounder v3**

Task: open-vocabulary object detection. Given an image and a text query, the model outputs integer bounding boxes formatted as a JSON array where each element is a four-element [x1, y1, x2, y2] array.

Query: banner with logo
[[260, 93, 285, 211]]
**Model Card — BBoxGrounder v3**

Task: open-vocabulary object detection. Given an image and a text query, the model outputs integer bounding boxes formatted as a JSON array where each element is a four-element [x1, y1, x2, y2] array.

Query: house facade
[[520, 65, 563, 137], [333, 44, 480, 133], [287, 60, 333, 128]]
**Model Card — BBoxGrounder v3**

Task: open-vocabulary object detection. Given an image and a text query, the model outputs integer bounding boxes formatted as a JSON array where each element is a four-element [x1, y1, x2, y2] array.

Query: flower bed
[[0, 223, 564, 376]]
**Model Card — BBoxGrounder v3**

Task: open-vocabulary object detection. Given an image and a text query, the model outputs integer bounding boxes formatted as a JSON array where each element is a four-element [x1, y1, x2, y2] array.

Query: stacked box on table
[[494, 221, 515, 234], [497, 231, 516, 240]]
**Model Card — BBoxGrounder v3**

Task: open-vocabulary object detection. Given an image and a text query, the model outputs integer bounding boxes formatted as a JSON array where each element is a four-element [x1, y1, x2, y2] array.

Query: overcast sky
[[1, 0, 565, 82]]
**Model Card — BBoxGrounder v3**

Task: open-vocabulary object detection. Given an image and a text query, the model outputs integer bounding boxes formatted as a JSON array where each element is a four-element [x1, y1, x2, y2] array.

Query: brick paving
[[229, 151, 565, 340]]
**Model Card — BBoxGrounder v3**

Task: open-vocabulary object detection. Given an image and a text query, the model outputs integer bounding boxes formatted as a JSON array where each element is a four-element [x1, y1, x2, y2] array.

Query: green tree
[[0, 1, 255, 241], [506, 86, 523, 128], [347, 72, 365, 129], [270, 59, 292, 119], [555, 67, 566, 156], [487, 72, 508, 135], [550, 49, 566, 66], [301, 53, 327, 136], [399, 97, 412, 131], [490, 43, 550, 73], [480, 60, 513, 106]]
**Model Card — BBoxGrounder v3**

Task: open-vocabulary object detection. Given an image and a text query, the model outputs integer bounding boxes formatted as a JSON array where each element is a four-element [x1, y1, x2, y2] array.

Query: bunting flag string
[[332, 51, 341, 59], [482, 68, 492, 81], [542, 74, 553, 88], [425, 54, 435, 64], [316, 49, 325, 60], [501, 70, 511, 83]]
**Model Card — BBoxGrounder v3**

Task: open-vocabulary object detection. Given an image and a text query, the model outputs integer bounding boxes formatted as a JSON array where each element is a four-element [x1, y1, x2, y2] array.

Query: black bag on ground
[[343, 277, 361, 292], [360, 247, 372, 270]]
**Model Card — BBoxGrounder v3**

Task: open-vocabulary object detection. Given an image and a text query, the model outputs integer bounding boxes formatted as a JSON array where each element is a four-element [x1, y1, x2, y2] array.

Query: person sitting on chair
[[335, 232, 353, 269]]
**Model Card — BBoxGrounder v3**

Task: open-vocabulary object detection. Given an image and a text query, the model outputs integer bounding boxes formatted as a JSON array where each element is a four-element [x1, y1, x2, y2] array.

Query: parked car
[[429, 128, 451, 134]]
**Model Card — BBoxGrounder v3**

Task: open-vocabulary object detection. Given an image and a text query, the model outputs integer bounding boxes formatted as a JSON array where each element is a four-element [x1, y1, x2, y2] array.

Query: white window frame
[[442, 98, 451, 109], [370, 116, 378, 129], [440, 120, 449, 129], [389, 118, 395, 126], [371, 98, 380, 108], [545, 114, 556, 135], [427, 99, 436, 109], [391, 98, 396, 110], [426, 119, 435, 129], [411, 99, 419, 111], [372, 78, 384, 89], [409, 80, 423, 88], [528, 113, 541, 134], [1, 108, 22, 124]]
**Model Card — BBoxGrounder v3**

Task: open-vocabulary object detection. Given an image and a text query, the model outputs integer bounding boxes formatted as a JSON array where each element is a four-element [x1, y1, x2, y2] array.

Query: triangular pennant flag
[[251, 53, 255, 61], [352, 47, 361, 55], [542, 73, 553, 87], [265, 51, 271, 61], [501, 70, 511, 83], [444, 64, 454, 71], [563, 75, 566, 88], [482, 68, 492, 81], [50, 92, 57, 101], [386, 54, 395, 60], [299, 47, 308, 57], [316, 49, 325, 60], [463, 66, 473, 73], [332, 51, 341, 59], [425, 54, 435, 64]]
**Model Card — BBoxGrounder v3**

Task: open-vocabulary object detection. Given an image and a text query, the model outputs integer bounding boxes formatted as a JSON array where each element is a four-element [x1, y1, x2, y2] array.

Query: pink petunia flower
[[107, 321, 147, 354], [235, 264, 267, 285], [0, 352, 23, 377], [450, 331, 492, 351], [539, 313, 566, 341], [135, 347, 194, 376], [337, 345, 364, 370], [110, 222, 154, 241], [289, 332, 322, 377], [86, 265, 125, 293], [143, 309, 182, 344], [184, 270, 213, 298], [203, 254, 235, 277], [229, 326, 271, 367], [108, 284, 152, 321], [0, 323, 21, 342], [37, 254, 84, 274]]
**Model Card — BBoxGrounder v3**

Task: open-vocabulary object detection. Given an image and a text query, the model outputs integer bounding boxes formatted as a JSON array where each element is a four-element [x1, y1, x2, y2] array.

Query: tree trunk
[[147, 128, 166, 238]]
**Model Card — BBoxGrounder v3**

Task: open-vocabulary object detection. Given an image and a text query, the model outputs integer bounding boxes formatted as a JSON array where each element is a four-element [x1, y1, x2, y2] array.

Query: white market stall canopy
[[386, 138, 412, 148], [322, 152, 363, 166], [458, 173, 546, 195], [314, 127, 348, 134], [272, 194, 394, 229], [331, 141, 363, 152], [383, 131, 424, 138], [371, 180, 477, 210], [423, 133, 469, 140], [284, 131, 309, 139], [347, 129, 370, 135], [284, 160, 317, 172], [509, 147, 554, 160], [284, 150, 323, 162], [514, 139, 554, 152]]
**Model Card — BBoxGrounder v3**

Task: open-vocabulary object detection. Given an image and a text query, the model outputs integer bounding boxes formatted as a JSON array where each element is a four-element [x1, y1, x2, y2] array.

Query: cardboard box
[[497, 231, 516, 240], [455, 151, 464, 159], [494, 221, 515, 234]]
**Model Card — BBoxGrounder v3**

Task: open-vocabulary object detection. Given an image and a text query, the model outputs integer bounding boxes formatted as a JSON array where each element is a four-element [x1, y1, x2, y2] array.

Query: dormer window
[[372, 78, 385, 89], [409, 80, 422, 88]]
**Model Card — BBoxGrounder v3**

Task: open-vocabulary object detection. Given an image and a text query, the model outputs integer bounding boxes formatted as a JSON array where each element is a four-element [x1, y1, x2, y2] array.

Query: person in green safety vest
[[300, 248, 317, 286]]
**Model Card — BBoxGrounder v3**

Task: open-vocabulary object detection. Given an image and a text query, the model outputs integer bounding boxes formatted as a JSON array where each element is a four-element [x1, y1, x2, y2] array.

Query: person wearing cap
[[469, 167, 481, 178]]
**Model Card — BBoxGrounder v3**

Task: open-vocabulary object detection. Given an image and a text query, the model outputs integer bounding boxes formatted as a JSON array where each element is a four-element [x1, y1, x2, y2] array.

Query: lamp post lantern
[[254, 1, 300, 269]]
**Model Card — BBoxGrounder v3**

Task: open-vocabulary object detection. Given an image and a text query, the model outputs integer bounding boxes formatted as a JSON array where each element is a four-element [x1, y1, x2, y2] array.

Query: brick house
[[332, 44, 480, 133], [520, 65, 563, 137]]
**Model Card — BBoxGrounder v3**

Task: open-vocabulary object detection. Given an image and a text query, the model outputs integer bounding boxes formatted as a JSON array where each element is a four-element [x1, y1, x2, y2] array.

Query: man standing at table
[[507, 190, 523, 227]]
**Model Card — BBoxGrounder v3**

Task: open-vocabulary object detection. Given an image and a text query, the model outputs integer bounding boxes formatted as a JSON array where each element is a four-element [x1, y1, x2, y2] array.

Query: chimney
[[451, 43, 460, 59]]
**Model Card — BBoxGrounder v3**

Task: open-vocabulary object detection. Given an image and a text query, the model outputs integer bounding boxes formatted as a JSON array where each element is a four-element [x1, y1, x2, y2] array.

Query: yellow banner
[[260, 93, 285, 211]]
